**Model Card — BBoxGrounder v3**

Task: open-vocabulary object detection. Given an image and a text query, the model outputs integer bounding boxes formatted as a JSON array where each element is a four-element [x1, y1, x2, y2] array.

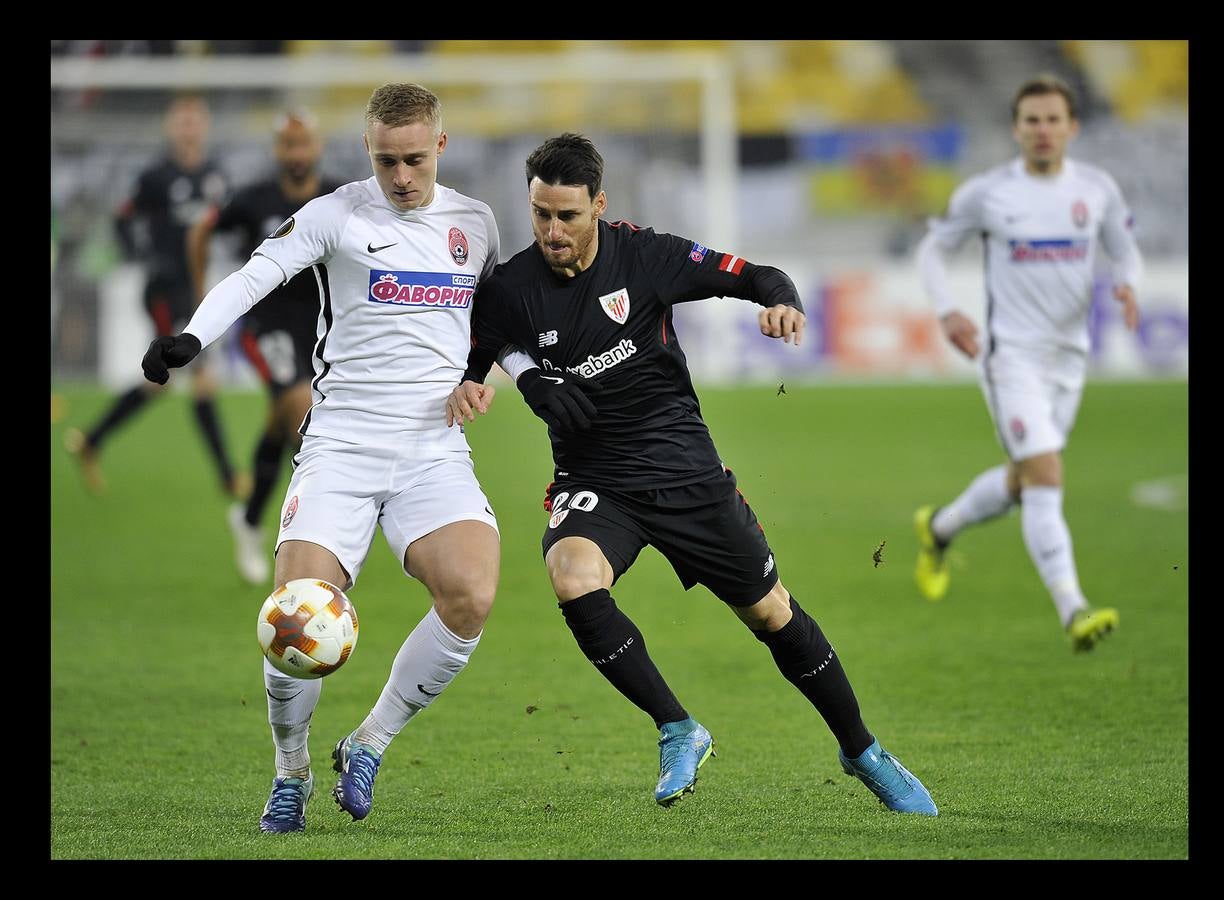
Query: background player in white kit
[[913, 74, 1142, 652], [142, 83, 526, 832]]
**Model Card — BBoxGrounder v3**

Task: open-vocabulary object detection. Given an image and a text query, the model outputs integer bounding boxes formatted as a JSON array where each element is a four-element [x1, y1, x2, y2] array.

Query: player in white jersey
[[913, 74, 1142, 652], [142, 83, 529, 832]]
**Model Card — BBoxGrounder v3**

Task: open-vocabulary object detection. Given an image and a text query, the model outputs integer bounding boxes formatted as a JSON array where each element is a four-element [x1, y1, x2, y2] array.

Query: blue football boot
[[331, 733, 382, 821], [259, 773, 313, 833], [839, 738, 937, 815], [655, 718, 715, 806]]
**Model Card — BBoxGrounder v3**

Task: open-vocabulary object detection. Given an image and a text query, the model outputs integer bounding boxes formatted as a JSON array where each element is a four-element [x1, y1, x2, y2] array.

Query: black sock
[[192, 398, 236, 487], [87, 387, 150, 449], [245, 432, 286, 527], [754, 595, 873, 758], [560, 589, 688, 729]]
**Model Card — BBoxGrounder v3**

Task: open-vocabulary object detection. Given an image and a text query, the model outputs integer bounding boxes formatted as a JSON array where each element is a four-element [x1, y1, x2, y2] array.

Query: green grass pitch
[[50, 380, 1188, 859]]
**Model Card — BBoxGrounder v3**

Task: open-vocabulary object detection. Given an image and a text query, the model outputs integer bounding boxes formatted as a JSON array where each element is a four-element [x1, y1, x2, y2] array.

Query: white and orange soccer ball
[[257, 579, 358, 678]]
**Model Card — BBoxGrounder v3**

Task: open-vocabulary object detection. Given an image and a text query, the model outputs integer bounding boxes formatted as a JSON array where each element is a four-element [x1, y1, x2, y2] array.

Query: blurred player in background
[[451, 134, 937, 815], [142, 83, 531, 834], [66, 94, 243, 497], [913, 74, 1142, 651], [187, 110, 343, 585]]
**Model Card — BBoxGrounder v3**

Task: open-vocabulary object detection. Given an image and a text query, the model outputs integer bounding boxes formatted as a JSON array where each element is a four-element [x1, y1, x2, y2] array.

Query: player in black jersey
[[186, 110, 342, 585], [450, 134, 937, 814], [66, 95, 242, 498]]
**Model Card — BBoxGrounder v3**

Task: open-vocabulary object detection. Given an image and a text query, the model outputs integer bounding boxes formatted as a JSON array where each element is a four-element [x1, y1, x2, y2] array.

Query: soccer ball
[[257, 579, 358, 679]]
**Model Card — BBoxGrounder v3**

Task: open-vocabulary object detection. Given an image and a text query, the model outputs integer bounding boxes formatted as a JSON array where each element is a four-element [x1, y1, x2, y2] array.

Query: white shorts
[[275, 434, 499, 590], [979, 343, 1087, 461]]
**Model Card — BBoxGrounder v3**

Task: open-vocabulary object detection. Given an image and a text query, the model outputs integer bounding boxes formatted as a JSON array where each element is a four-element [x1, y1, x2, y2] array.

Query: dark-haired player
[[449, 133, 936, 815], [67, 95, 241, 498], [187, 110, 343, 584]]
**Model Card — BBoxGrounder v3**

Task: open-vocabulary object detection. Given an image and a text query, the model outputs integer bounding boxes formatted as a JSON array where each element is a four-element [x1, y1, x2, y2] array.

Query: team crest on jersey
[[1010, 418, 1026, 442], [269, 217, 295, 239], [282, 495, 299, 529], [448, 227, 469, 266], [689, 242, 708, 263], [1072, 200, 1089, 229], [599, 288, 630, 325], [549, 509, 570, 529]]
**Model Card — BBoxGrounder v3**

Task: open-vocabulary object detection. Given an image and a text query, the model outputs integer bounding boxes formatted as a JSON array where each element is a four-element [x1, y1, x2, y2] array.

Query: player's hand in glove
[[517, 368, 605, 431], [142, 333, 203, 385]]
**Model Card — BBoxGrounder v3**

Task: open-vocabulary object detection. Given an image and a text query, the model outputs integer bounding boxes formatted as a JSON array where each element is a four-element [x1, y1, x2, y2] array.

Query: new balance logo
[[539, 330, 558, 347], [764, 554, 775, 577]]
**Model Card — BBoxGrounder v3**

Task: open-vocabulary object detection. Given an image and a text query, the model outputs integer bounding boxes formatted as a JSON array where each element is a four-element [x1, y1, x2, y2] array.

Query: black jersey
[[469, 219, 801, 490], [213, 178, 344, 329], [116, 157, 229, 283]]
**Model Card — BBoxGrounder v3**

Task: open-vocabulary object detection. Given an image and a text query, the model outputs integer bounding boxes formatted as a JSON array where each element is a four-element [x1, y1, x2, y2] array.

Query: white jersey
[[186, 177, 500, 453], [920, 157, 1142, 354]]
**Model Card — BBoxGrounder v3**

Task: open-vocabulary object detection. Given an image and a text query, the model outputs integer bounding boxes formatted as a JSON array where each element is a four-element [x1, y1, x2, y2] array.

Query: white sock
[[932, 465, 1016, 544], [1020, 486, 1088, 627], [264, 656, 322, 778], [357, 607, 481, 754]]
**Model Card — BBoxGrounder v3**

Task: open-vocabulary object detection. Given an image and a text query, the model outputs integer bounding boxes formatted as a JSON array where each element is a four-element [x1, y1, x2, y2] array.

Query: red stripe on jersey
[[718, 253, 745, 275], [240, 330, 274, 385], [609, 220, 641, 231], [660, 313, 668, 345]]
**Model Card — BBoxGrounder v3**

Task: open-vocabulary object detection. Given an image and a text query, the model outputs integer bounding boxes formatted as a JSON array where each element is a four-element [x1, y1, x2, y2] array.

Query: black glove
[[517, 368, 604, 431], [142, 333, 203, 385]]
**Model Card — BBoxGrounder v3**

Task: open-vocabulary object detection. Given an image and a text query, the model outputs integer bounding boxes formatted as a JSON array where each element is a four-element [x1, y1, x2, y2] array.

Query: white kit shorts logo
[[599, 288, 630, 325], [368, 271, 476, 308], [282, 495, 299, 529]]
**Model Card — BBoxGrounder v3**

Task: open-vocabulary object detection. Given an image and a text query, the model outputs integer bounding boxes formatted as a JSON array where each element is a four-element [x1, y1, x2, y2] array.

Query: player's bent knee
[[1016, 452, 1063, 488], [433, 582, 496, 637], [274, 539, 349, 591], [733, 580, 793, 631], [546, 538, 614, 601]]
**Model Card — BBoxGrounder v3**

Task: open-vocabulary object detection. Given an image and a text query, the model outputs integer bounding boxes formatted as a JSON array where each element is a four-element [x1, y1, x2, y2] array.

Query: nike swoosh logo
[[417, 683, 440, 697], [541, 375, 565, 385], [368, 241, 397, 253], [266, 689, 302, 703]]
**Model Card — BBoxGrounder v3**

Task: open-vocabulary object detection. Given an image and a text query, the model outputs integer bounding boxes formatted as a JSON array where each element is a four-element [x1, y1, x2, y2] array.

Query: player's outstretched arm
[[140, 254, 284, 384]]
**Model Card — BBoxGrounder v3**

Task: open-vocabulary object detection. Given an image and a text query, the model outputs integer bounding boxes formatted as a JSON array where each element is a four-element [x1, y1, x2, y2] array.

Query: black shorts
[[144, 276, 194, 337], [541, 468, 779, 607], [238, 317, 317, 398]]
